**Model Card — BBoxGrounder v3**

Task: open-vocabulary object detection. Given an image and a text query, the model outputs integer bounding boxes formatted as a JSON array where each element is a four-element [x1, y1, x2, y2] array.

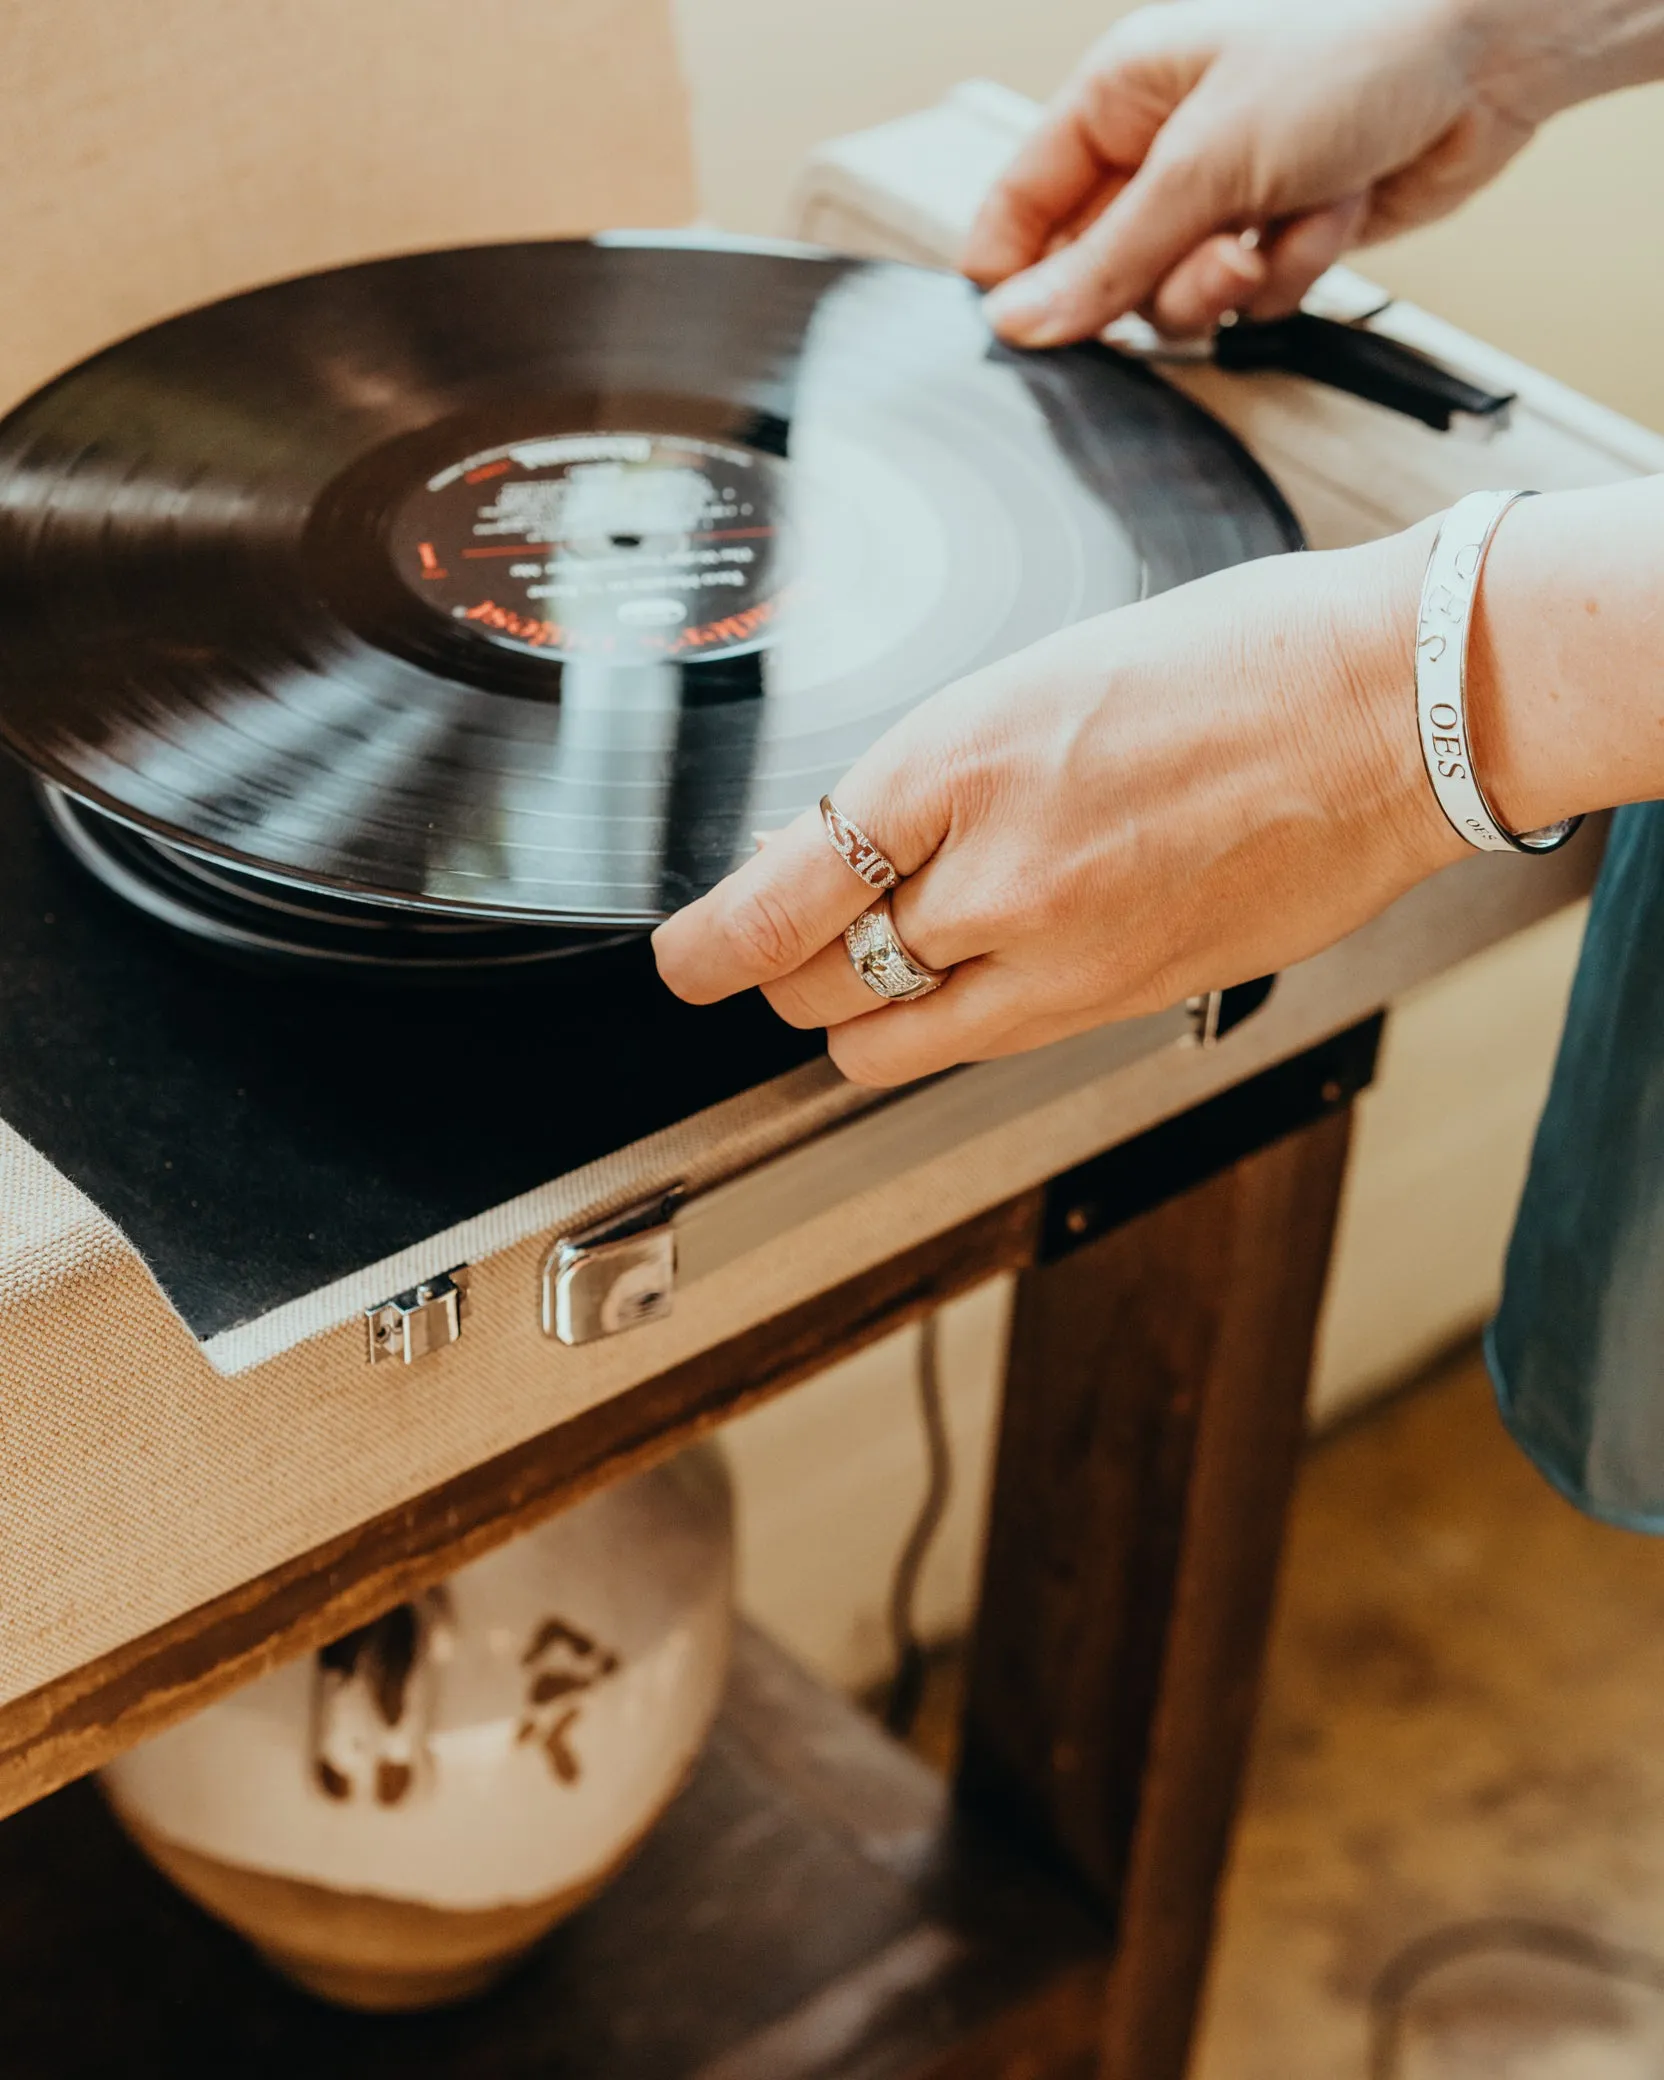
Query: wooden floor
[[1190, 1349, 1664, 2079], [895, 1347, 1664, 2074]]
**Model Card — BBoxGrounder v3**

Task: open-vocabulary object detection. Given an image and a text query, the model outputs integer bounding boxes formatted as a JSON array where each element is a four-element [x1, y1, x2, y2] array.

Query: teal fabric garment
[[1490, 802, 1664, 1530]]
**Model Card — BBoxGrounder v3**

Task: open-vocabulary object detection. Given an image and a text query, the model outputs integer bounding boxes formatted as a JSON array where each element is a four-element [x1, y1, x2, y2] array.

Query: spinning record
[[0, 235, 1300, 927]]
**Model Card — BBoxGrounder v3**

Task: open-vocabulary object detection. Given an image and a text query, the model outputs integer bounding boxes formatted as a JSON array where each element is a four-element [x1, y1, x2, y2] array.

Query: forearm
[[1466, 0, 1664, 118], [1454, 476, 1664, 831]]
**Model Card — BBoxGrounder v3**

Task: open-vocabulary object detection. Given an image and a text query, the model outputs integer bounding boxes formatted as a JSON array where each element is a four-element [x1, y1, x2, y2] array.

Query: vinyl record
[[0, 235, 1300, 927], [32, 779, 636, 978]]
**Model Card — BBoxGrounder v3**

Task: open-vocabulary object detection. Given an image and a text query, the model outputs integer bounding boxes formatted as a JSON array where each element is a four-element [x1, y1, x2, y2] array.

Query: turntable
[[0, 228, 1321, 1349], [0, 238, 1297, 961]]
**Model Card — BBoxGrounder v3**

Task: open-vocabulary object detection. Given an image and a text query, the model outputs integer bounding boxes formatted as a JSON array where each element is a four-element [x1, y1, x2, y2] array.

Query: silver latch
[[542, 1190, 681, 1347], [1184, 976, 1277, 1049], [365, 1267, 469, 1366], [1185, 990, 1229, 1048]]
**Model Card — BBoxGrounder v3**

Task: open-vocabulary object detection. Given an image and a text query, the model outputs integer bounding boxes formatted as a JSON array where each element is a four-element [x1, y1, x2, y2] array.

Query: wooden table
[[0, 1013, 1388, 2079]]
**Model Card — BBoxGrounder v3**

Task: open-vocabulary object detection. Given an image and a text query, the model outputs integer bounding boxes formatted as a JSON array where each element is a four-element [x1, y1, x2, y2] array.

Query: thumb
[[653, 749, 952, 1004], [1244, 193, 1369, 317]]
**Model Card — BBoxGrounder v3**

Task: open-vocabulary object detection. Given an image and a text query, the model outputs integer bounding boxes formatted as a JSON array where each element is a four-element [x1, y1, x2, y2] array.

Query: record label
[[388, 431, 787, 666]]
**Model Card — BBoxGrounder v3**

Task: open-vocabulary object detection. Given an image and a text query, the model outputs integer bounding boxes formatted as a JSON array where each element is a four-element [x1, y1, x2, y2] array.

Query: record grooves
[[0, 236, 1301, 970], [36, 782, 636, 978]]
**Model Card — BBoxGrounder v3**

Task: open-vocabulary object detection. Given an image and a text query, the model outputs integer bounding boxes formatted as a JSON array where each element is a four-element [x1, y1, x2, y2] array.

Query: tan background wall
[[673, 0, 1664, 430], [0, 0, 693, 415]]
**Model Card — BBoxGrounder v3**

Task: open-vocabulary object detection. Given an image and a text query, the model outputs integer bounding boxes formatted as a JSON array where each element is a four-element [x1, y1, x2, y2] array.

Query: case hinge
[[365, 1267, 469, 1366]]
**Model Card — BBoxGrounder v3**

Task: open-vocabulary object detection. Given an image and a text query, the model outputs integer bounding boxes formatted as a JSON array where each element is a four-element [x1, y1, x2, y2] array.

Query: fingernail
[[982, 255, 1074, 344]]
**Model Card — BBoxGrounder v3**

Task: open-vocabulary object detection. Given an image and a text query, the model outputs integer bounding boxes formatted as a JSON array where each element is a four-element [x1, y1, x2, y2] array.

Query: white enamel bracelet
[[1414, 488, 1581, 855]]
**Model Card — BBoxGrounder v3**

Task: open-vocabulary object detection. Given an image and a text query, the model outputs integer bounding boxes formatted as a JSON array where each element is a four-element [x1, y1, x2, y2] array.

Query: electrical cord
[[875, 1351, 1663, 2072], [884, 1310, 953, 1740], [1369, 1916, 1664, 2077]]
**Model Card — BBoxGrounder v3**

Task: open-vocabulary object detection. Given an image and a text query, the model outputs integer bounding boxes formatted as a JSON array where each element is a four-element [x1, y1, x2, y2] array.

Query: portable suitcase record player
[[0, 82, 1648, 1685], [0, 202, 1604, 1362], [0, 69, 1658, 2080], [0, 230, 1307, 1346], [0, 42, 1644, 1730]]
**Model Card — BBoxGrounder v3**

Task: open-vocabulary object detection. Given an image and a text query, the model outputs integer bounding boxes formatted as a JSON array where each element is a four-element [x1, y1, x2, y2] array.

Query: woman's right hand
[[964, 0, 1573, 343]]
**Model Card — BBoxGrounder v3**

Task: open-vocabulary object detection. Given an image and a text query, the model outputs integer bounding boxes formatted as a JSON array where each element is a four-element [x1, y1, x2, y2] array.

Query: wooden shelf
[[0, 1627, 1110, 2079]]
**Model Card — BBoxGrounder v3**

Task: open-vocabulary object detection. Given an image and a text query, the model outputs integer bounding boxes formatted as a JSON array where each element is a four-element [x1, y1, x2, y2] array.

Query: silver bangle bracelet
[[1414, 488, 1582, 855]]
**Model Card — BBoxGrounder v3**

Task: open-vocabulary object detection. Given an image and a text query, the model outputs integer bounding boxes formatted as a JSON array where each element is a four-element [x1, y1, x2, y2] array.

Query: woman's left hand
[[651, 528, 1460, 1087]]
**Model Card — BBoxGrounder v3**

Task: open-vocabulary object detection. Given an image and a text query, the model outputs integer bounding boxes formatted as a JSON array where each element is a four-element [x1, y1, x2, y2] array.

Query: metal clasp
[[1184, 976, 1277, 1049], [365, 1267, 469, 1366], [542, 1190, 682, 1347]]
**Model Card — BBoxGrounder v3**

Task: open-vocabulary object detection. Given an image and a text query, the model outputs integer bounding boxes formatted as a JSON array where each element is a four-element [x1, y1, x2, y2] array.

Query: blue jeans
[[1491, 802, 1664, 1530]]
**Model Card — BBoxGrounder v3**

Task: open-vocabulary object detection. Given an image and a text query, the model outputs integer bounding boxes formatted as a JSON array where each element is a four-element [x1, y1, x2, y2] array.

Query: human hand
[[964, 0, 1559, 344], [651, 528, 1463, 1088]]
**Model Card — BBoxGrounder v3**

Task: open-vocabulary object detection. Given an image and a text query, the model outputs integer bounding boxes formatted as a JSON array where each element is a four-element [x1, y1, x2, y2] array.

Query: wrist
[[1460, 0, 1664, 122], [1327, 520, 1470, 878], [1310, 477, 1664, 869], [1464, 481, 1664, 831], [1460, 497, 1562, 832]]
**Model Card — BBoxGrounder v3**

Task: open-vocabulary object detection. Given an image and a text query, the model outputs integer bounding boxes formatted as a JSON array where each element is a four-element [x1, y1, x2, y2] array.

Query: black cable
[[884, 1309, 953, 1740], [1369, 1916, 1664, 2078]]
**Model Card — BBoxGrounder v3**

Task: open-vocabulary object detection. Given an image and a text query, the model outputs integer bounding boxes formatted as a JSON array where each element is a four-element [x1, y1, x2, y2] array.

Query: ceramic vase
[[100, 1446, 732, 2011]]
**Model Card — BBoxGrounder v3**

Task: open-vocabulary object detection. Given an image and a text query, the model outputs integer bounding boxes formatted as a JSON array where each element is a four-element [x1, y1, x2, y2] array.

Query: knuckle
[[828, 1024, 909, 1089], [1086, 4, 1181, 69], [927, 719, 1013, 836], [1142, 132, 1210, 199], [936, 746, 998, 827], [650, 920, 717, 1004], [722, 882, 812, 978], [760, 977, 824, 1031]]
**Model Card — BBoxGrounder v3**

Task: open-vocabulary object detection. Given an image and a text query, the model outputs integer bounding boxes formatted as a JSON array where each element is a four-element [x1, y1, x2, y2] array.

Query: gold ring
[[844, 895, 947, 1003]]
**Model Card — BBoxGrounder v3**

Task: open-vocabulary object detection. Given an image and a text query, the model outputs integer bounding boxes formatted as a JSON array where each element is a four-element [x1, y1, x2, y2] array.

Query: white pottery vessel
[[100, 1447, 732, 2011]]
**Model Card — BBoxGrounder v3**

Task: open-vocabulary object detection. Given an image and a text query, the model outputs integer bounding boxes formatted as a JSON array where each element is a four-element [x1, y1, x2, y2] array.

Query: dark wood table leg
[[958, 1021, 1379, 2080]]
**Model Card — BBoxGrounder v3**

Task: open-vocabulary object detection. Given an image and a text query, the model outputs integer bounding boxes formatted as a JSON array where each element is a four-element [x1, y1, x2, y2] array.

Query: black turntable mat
[[0, 749, 824, 1341], [0, 236, 1299, 926]]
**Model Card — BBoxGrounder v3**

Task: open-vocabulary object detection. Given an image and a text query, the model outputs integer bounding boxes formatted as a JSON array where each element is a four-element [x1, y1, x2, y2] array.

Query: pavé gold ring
[[820, 795, 899, 892], [844, 895, 948, 1004]]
